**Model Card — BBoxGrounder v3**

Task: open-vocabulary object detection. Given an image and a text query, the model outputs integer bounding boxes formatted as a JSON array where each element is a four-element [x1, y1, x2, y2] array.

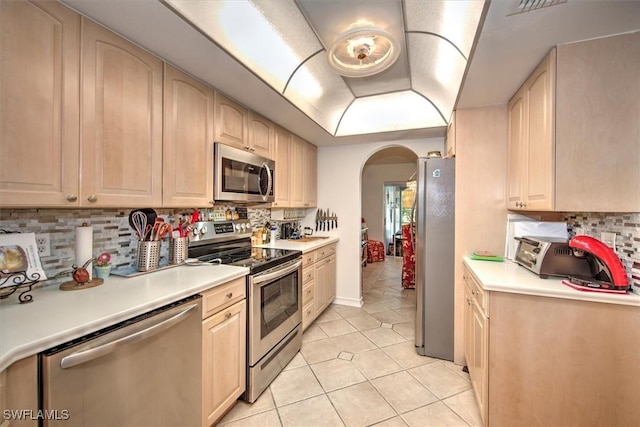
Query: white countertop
[[463, 256, 640, 307], [254, 236, 339, 252], [0, 264, 248, 372]]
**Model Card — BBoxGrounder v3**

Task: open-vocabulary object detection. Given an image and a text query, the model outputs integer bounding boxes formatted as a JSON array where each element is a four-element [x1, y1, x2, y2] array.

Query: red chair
[[401, 224, 415, 289], [366, 240, 386, 263]]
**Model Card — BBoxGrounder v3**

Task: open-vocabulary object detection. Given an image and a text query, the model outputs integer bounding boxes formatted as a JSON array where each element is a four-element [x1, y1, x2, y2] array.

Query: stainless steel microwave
[[214, 143, 275, 203]]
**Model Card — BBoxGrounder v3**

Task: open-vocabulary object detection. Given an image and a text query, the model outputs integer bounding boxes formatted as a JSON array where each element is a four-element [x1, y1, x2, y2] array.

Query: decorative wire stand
[[0, 270, 41, 304]]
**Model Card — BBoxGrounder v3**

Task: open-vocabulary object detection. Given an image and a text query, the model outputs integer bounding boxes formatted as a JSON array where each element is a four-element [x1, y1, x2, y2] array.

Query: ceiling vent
[[507, 0, 568, 16]]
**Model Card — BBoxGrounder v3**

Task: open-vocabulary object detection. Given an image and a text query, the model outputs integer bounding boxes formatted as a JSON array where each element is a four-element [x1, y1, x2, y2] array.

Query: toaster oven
[[515, 236, 592, 279]]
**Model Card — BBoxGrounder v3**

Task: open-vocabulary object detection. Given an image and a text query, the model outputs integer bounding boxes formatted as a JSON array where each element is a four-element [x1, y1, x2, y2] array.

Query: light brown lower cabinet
[[201, 278, 247, 427], [464, 267, 640, 427], [0, 355, 38, 427], [301, 244, 337, 330], [463, 269, 489, 425]]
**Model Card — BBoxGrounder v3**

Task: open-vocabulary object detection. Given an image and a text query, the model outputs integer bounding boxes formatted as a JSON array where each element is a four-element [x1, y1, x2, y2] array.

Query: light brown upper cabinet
[[303, 143, 317, 208], [248, 112, 275, 160], [163, 64, 214, 207], [445, 111, 456, 158], [507, 49, 556, 211], [554, 31, 640, 212], [272, 125, 291, 207], [81, 18, 163, 207], [507, 32, 640, 212], [0, 1, 80, 207], [275, 133, 317, 208], [214, 92, 249, 150], [289, 135, 306, 207]]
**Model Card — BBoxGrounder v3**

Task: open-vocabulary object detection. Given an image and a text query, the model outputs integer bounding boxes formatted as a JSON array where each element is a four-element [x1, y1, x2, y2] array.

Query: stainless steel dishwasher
[[39, 295, 202, 427]]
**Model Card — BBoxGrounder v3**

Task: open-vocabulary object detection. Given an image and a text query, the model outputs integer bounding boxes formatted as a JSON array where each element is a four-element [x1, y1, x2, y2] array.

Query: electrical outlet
[[35, 233, 51, 257], [600, 232, 616, 251]]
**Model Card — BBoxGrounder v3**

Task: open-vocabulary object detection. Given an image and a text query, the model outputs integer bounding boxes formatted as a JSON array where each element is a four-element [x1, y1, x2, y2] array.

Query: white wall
[[361, 162, 417, 243], [300, 139, 443, 307]]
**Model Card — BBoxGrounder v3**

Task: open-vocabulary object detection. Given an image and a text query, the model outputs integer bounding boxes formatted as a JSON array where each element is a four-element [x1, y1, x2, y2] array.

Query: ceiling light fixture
[[327, 26, 400, 78]]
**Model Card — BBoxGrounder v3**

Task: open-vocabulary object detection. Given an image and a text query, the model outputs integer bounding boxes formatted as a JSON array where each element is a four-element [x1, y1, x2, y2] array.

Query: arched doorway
[[360, 146, 418, 302]]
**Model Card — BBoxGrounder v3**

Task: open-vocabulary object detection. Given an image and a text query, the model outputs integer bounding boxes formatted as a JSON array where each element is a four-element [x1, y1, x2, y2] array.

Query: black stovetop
[[188, 239, 301, 274]]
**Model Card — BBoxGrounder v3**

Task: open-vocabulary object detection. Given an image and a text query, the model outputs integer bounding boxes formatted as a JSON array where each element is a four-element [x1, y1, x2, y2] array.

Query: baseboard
[[332, 296, 363, 308]]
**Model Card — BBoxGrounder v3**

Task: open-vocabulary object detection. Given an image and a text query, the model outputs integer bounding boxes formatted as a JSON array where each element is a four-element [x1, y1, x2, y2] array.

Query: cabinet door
[[202, 300, 246, 427], [326, 254, 336, 303], [314, 257, 329, 316], [272, 125, 291, 207], [290, 135, 305, 207], [0, 1, 80, 207], [445, 111, 456, 158], [463, 283, 474, 371], [555, 32, 640, 212], [524, 50, 555, 210], [81, 18, 163, 207], [163, 64, 214, 207], [214, 92, 248, 150], [248, 112, 274, 159], [303, 142, 318, 207], [506, 87, 526, 209], [471, 302, 488, 425]]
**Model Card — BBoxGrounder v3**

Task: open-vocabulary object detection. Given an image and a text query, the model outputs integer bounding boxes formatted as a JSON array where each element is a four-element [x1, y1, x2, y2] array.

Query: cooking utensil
[[190, 209, 199, 224], [157, 223, 172, 240], [128, 208, 157, 230], [131, 211, 148, 241], [315, 209, 319, 232], [150, 218, 165, 240]]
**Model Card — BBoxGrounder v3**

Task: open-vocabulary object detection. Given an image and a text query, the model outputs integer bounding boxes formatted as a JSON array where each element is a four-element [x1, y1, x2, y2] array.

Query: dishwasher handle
[[60, 302, 199, 369]]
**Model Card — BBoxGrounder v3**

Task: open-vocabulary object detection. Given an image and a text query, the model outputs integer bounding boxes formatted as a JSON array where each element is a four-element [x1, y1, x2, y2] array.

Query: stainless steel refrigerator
[[413, 157, 455, 361]]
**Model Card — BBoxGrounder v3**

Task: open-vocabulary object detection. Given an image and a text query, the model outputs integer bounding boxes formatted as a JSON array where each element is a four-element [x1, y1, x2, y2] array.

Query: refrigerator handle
[[410, 196, 417, 249]]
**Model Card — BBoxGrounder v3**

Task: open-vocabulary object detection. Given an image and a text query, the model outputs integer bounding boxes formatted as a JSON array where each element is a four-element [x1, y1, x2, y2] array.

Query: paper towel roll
[[75, 225, 93, 280]]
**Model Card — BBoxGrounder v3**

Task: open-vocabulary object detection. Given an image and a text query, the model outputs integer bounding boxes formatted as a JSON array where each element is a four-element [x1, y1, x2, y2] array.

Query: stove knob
[[241, 223, 247, 231], [235, 224, 241, 231], [201, 225, 208, 235]]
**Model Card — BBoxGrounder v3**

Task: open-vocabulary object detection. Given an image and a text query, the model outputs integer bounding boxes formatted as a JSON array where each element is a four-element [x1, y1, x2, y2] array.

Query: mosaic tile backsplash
[[0, 207, 271, 287], [565, 213, 640, 293], [2, 208, 638, 293]]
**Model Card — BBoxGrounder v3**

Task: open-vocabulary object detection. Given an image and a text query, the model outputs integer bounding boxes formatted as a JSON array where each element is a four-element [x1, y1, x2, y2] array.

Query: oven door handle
[[59, 303, 199, 369], [252, 259, 302, 285]]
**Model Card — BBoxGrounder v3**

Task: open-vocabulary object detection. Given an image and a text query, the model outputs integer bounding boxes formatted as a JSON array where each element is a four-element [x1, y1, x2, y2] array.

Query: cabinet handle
[[225, 312, 232, 319], [249, 147, 255, 152], [522, 202, 527, 208], [244, 146, 251, 150], [66, 195, 78, 202], [471, 289, 477, 296], [466, 298, 472, 306], [87, 195, 98, 203], [209, 201, 215, 205], [226, 292, 233, 299]]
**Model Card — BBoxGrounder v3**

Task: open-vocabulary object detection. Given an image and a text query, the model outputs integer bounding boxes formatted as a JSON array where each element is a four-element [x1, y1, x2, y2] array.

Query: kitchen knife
[[321, 209, 326, 231], [330, 211, 333, 229], [315, 209, 319, 232]]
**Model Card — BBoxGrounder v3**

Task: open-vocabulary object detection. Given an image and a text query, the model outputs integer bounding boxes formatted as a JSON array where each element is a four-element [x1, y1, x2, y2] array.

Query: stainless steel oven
[[186, 217, 302, 403], [214, 143, 274, 203], [246, 258, 302, 402]]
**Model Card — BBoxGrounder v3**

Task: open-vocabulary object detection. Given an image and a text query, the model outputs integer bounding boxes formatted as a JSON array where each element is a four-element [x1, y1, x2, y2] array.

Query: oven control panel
[[190, 220, 252, 243]]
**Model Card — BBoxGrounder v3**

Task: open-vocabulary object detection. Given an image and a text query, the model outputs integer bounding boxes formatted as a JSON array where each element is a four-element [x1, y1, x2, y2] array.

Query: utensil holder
[[137, 241, 161, 271], [169, 237, 188, 264]]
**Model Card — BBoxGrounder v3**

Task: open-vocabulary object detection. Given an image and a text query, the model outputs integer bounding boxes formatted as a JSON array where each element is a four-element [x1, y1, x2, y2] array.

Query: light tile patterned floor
[[218, 257, 481, 427]]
